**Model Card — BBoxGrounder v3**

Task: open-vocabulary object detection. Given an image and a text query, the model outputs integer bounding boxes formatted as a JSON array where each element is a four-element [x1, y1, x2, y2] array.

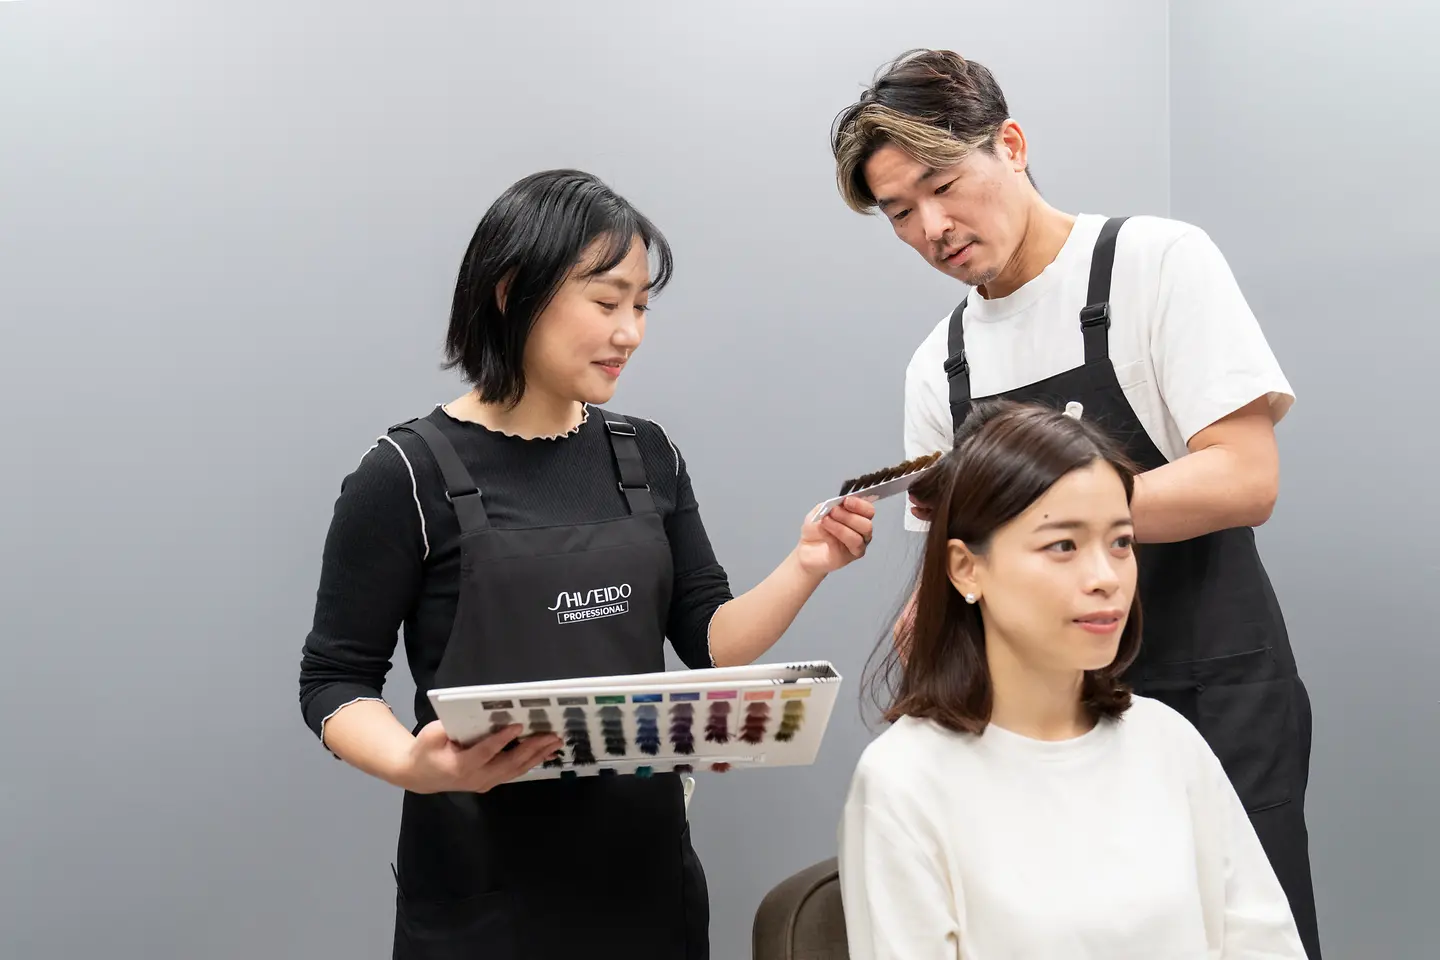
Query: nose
[[917, 200, 952, 244], [613, 314, 642, 350], [1082, 546, 1123, 597]]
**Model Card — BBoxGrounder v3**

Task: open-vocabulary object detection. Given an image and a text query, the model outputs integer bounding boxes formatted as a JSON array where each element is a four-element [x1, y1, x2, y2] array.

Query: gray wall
[[2, 1, 1424, 958], [1170, 3, 1439, 956]]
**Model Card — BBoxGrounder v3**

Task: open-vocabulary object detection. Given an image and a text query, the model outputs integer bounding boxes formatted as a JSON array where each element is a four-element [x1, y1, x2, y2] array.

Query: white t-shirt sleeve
[[902, 335, 953, 533], [839, 787, 961, 960], [1150, 227, 1295, 445], [1184, 723, 1309, 957]]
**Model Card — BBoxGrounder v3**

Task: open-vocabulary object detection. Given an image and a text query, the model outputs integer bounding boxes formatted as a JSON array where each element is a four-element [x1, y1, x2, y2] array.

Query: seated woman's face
[[958, 460, 1137, 673], [523, 234, 651, 406]]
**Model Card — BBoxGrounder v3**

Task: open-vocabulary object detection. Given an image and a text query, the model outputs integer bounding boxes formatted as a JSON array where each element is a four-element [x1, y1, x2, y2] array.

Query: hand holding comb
[[809, 451, 944, 523]]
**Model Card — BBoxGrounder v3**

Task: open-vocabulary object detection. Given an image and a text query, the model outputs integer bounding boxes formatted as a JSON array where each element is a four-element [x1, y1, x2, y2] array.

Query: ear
[[995, 119, 1028, 174], [945, 539, 981, 601], [494, 270, 514, 314]]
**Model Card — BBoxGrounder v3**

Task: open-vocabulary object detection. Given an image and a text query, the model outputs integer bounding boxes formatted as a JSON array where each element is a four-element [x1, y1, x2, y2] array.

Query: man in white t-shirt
[[830, 49, 1322, 958]]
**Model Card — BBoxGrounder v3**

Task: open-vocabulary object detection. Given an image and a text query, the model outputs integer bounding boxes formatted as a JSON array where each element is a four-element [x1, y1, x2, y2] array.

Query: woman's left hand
[[797, 497, 877, 576]]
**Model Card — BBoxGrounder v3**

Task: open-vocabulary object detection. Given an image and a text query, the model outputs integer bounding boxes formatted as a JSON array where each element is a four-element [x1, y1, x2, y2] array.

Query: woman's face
[[523, 234, 650, 406], [949, 461, 1137, 674]]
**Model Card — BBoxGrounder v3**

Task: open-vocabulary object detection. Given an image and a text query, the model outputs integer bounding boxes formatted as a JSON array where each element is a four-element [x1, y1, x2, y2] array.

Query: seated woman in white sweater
[[838, 400, 1307, 959]]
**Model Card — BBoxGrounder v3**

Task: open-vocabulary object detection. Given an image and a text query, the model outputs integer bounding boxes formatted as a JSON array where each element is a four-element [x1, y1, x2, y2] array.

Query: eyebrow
[[875, 166, 946, 210], [588, 275, 646, 293], [1033, 517, 1134, 533]]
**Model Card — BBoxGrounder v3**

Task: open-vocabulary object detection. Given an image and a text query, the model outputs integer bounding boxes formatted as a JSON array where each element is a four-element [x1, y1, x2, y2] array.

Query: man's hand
[[1131, 396, 1280, 543], [908, 493, 934, 524]]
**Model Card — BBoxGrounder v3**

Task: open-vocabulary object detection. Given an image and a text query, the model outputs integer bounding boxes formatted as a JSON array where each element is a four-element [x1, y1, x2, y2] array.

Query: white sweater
[[838, 696, 1308, 959]]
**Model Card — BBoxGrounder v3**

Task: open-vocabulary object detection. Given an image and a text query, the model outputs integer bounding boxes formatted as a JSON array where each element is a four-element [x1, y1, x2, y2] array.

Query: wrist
[[376, 733, 421, 790], [789, 544, 829, 585]]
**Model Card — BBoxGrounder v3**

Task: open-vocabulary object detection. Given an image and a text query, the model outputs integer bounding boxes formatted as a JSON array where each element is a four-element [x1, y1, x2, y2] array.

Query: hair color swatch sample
[[564, 706, 596, 765], [529, 707, 565, 768], [599, 705, 627, 756], [490, 709, 522, 752], [527, 708, 553, 735], [740, 702, 770, 745], [775, 700, 805, 742], [704, 701, 732, 744], [669, 703, 696, 755], [635, 704, 661, 756]]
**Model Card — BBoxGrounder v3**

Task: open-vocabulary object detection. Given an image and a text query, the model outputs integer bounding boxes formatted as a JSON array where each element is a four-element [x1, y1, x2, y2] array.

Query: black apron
[[384, 410, 709, 960], [943, 218, 1322, 959]]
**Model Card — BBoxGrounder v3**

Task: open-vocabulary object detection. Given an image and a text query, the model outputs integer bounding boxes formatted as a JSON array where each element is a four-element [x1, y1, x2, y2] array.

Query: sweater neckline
[[434, 402, 592, 441], [976, 713, 1118, 763]]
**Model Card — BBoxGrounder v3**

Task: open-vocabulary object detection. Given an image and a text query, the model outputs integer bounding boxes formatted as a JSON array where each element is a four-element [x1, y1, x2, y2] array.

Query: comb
[[809, 451, 943, 522]]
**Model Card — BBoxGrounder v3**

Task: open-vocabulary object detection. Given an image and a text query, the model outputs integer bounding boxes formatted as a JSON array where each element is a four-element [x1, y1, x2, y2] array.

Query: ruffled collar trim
[[435, 402, 591, 441]]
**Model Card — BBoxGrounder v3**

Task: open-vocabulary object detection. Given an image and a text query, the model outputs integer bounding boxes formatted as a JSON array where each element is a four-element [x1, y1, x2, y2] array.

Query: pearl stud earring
[[965, 593, 977, 604]]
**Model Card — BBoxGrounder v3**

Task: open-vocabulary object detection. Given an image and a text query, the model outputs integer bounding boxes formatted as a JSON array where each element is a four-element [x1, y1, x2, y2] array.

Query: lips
[[593, 359, 626, 378], [1073, 609, 1124, 634], [940, 240, 975, 266]]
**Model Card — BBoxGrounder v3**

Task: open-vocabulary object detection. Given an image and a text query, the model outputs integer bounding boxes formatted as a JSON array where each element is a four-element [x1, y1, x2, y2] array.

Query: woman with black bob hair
[[838, 400, 1306, 959], [298, 169, 876, 958]]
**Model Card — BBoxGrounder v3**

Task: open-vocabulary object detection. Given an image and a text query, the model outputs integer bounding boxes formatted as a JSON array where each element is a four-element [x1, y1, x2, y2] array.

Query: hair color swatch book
[[427, 661, 842, 781], [809, 451, 943, 522]]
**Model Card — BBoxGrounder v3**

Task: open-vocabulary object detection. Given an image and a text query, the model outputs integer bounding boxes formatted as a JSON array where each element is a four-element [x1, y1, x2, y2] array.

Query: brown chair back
[[751, 857, 849, 960]]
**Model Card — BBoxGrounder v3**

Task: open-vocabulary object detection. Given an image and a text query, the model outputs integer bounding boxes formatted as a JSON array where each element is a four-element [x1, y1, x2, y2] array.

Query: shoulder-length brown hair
[[866, 399, 1144, 734]]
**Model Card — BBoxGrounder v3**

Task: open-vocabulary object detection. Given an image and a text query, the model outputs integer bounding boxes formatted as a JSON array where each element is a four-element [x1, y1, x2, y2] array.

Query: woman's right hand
[[399, 722, 563, 795]]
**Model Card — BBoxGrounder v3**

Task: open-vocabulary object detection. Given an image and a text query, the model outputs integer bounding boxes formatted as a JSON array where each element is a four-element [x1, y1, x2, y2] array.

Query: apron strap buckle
[[1079, 302, 1111, 329], [604, 419, 638, 438], [599, 410, 657, 514]]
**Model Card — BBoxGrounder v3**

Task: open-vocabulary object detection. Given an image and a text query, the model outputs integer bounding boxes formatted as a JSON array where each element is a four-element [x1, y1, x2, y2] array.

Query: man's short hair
[[831, 49, 1032, 212]]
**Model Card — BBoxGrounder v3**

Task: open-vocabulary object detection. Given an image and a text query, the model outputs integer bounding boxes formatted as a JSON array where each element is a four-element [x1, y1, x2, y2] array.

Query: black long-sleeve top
[[297, 404, 734, 744]]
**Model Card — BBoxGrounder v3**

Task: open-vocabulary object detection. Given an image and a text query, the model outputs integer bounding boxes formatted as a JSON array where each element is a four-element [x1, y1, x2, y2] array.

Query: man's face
[[863, 131, 1028, 290]]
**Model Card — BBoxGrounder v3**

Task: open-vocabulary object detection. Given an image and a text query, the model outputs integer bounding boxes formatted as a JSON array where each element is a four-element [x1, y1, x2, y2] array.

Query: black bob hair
[[443, 169, 674, 406]]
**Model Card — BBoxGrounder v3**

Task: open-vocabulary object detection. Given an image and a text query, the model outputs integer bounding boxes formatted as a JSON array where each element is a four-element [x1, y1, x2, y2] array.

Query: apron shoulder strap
[[596, 408, 657, 515], [1080, 216, 1129, 364], [942, 216, 1131, 431], [944, 298, 972, 430], [390, 416, 491, 533]]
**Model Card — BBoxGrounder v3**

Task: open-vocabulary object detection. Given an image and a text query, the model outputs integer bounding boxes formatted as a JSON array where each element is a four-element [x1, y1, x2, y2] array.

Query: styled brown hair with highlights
[[866, 400, 1143, 735], [831, 48, 1033, 213]]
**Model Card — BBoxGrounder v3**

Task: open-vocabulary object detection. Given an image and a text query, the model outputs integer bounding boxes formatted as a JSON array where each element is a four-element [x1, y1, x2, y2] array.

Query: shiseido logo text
[[548, 583, 632, 624]]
